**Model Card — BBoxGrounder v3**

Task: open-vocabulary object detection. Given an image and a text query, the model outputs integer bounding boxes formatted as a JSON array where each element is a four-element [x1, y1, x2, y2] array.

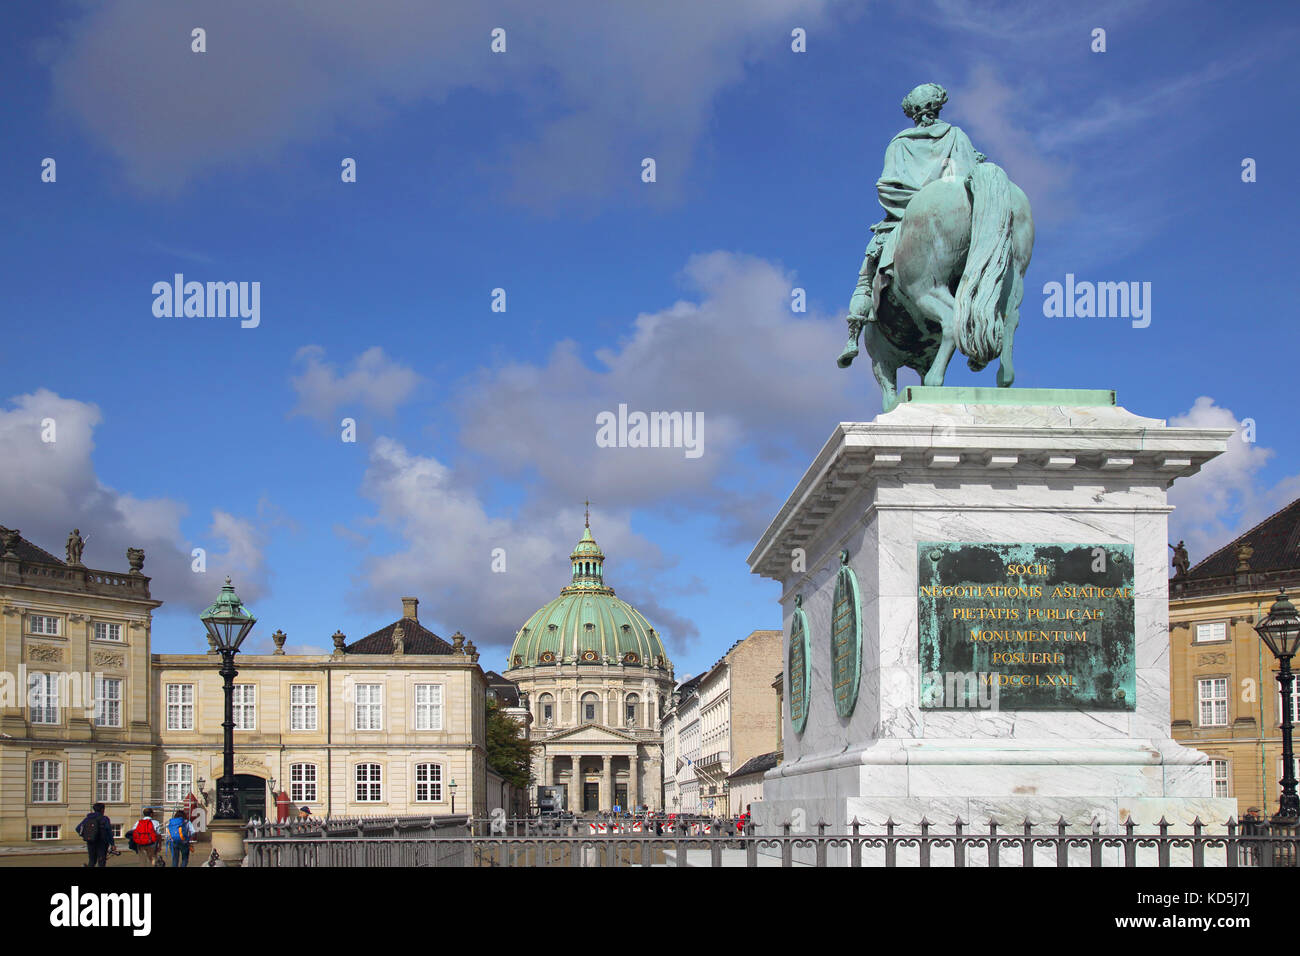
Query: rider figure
[[839, 83, 986, 366]]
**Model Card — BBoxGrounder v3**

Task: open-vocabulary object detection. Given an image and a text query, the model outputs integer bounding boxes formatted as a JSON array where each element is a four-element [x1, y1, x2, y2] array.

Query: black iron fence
[[242, 815, 1300, 867]]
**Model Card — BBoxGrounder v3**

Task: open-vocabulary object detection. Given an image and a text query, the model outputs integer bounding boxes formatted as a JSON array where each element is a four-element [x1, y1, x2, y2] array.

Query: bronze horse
[[840, 162, 1034, 411]]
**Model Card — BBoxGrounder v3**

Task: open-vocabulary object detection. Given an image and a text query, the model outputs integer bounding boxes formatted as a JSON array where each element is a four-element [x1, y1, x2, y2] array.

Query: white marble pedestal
[[747, 391, 1238, 863]]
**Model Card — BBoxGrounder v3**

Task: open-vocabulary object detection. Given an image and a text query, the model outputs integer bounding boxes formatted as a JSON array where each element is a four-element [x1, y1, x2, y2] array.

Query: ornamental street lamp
[[1255, 588, 1300, 823], [449, 778, 458, 814], [200, 577, 257, 820]]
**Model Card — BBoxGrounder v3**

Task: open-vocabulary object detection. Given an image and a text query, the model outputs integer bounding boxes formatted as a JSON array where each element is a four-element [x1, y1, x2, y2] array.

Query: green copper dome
[[507, 520, 668, 671]]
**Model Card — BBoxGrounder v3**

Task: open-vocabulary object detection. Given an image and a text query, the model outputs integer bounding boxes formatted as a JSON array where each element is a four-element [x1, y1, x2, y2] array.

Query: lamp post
[[1255, 588, 1300, 823], [449, 778, 458, 814], [200, 577, 257, 821]]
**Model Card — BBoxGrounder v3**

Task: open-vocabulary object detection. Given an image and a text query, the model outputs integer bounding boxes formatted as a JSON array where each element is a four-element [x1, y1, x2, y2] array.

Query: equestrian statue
[[837, 83, 1035, 411]]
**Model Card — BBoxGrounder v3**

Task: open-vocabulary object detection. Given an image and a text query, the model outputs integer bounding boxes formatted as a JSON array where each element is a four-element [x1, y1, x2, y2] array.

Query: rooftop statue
[[837, 83, 1035, 410]]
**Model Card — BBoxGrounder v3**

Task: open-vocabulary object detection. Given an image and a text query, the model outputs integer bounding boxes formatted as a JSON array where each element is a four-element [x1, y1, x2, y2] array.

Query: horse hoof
[[837, 347, 858, 368]]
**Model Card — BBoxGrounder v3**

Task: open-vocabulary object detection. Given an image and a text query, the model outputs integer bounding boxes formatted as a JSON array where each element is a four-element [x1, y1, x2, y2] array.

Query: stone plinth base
[[207, 818, 247, 867], [746, 392, 1240, 865]]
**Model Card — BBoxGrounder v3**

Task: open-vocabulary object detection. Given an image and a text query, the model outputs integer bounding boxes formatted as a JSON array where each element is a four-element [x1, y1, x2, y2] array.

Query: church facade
[[504, 519, 674, 813]]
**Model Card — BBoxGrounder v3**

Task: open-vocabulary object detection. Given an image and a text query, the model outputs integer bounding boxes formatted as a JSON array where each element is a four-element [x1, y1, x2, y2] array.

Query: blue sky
[[2, 0, 1298, 679]]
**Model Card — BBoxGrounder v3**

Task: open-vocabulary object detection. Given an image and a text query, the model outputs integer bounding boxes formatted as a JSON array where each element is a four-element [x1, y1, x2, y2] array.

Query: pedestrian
[[75, 801, 115, 867], [166, 809, 193, 868], [128, 809, 162, 867]]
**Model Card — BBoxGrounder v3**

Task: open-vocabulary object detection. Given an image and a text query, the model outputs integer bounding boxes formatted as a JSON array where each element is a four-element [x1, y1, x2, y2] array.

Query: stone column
[[628, 753, 639, 810], [568, 756, 581, 813], [599, 755, 609, 810], [544, 751, 553, 786]]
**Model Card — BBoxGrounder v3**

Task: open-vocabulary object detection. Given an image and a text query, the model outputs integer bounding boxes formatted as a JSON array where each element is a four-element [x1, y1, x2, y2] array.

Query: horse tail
[[955, 162, 1014, 370]]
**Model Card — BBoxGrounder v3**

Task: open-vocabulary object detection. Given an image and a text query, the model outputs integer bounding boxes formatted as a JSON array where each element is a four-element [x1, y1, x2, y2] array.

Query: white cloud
[[456, 251, 863, 531], [350, 436, 695, 657], [47, 0, 838, 205], [290, 345, 422, 424], [0, 389, 272, 609], [1167, 396, 1299, 567], [346, 250, 866, 654]]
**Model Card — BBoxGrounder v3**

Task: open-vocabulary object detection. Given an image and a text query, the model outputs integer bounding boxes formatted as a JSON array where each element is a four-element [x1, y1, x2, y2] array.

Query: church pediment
[[546, 723, 640, 745]]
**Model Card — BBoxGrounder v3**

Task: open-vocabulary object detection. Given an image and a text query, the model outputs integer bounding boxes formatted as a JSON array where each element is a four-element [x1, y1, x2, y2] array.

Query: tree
[[485, 699, 533, 791]]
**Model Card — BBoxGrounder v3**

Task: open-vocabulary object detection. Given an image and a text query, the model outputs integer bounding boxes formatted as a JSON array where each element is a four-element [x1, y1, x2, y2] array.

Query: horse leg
[[905, 286, 958, 387], [863, 321, 901, 411], [997, 269, 1024, 388]]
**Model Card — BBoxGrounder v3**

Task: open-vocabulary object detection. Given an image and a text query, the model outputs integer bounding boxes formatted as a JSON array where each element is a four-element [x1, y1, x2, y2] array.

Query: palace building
[[0, 525, 514, 849], [504, 517, 674, 813], [1169, 496, 1300, 817]]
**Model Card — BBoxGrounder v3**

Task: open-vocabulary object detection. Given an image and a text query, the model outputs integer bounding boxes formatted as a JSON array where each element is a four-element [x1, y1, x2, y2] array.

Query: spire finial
[[584, 499, 590, 528]]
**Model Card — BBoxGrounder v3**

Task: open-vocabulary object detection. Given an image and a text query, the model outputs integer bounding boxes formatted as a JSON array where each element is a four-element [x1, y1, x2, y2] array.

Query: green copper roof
[[507, 521, 667, 671]]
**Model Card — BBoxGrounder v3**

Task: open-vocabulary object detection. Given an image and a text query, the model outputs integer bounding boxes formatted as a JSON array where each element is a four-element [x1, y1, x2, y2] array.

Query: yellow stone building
[[154, 596, 493, 821], [1, 526, 160, 846], [0, 525, 505, 848], [1169, 496, 1300, 818]]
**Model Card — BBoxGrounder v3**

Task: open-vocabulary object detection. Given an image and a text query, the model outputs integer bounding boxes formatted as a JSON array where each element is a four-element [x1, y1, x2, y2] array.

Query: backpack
[[134, 818, 158, 845], [80, 815, 101, 843], [167, 818, 190, 845]]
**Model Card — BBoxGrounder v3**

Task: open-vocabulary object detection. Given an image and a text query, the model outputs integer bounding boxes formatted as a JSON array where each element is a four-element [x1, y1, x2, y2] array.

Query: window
[[1209, 759, 1230, 798], [290, 763, 317, 803], [28, 672, 59, 725], [28, 614, 60, 636], [93, 622, 122, 642], [1198, 678, 1229, 727], [94, 678, 122, 728], [166, 684, 194, 731], [355, 684, 382, 731], [415, 684, 443, 731], [290, 684, 318, 731], [96, 761, 125, 803], [625, 695, 639, 728], [1279, 684, 1300, 726], [164, 764, 193, 804], [30, 825, 60, 841], [31, 760, 61, 803], [233, 684, 256, 731], [355, 764, 382, 802], [111, 824, 123, 839], [414, 763, 442, 802], [582, 693, 599, 724], [1195, 622, 1227, 643], [539, 693, 554, 724]]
